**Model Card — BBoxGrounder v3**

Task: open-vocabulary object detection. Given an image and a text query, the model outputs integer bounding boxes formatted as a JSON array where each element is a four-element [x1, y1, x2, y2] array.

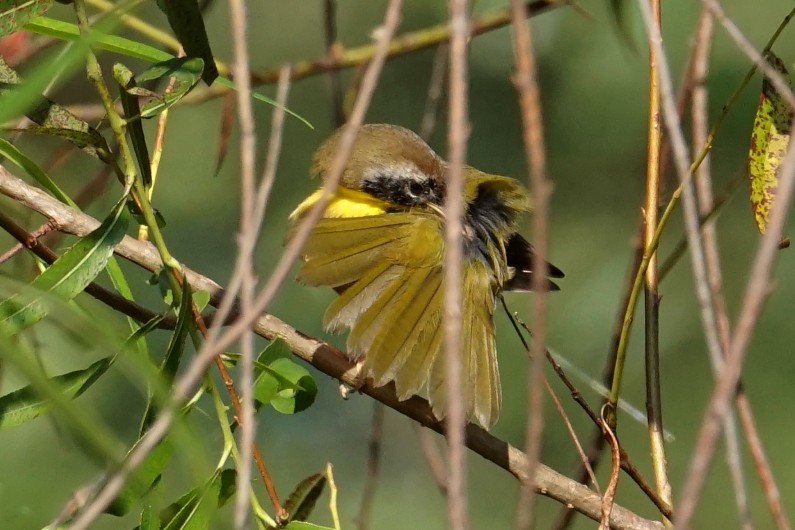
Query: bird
[[288, 124, 563, 428]]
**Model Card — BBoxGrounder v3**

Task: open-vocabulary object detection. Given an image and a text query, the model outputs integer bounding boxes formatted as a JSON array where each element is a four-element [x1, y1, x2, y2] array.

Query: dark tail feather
[[504, 233, 564, 292]]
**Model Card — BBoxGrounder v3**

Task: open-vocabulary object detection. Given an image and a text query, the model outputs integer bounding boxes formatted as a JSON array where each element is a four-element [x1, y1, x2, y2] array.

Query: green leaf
[[154, 0, 217, 84], [0, 0, 53, 36], [114, 62, 153, 187], [108, 440, 174, 516], [0, 356, 111, 429], [5, 125, 109, 156], [159, 469, 223, 530], [269, 358, 317, 414], [252, 369, 279, 405], [140, 281, 193, 432], [257, 337, 292, 365], [0, 136, 76, 205], [284, 473, 326, 523], [25, 16, 173, 62], [283, 522, 335, 530], [0, 57, 108, 158], [216, 469, 237, 508], [0, 199, 129, 335], [138, 477, 163, 530], [748, 51, 793, 234], [136, 57, 204, 119]]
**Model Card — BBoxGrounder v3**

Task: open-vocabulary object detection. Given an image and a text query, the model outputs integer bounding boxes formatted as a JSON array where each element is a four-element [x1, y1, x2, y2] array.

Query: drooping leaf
[[0, 0, 53, 36], [159, 469, 223, 530], [108, 440, 174, 516], [0, 198, 129, 335], [154, 0, 217, 84], [140, 280, 193, 432], [216, 469, 237, 508], [0, 57, 108, 158], [748, 51, 793, 233], [138, 477, 163, 530], [283, 473, 326, 523], [0, 356, 111, 429], [135, 57, 204, 119], [114, 62, 153, 187]]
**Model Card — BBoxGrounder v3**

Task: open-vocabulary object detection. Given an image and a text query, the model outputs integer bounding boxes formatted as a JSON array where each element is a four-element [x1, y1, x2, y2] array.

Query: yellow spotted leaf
[[748, 52, 793, 233]]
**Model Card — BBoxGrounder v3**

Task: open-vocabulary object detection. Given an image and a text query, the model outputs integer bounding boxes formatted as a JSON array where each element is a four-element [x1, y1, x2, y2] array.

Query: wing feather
[[295, 210, 503, 428]]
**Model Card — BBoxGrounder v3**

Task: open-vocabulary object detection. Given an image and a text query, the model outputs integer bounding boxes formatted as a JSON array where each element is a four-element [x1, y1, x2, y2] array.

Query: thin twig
[[419, 45, 448, 141], [414, 60, 451, 499], [356, 402, 384, 530], [689, 8, 751, 529], [599, 407, 621, 530], [445, 0, 470, 528], [544, 377, 600, 493], [323, 0, 345, 127], [509, 3, 552, 526], [226, 0, 269, 523]]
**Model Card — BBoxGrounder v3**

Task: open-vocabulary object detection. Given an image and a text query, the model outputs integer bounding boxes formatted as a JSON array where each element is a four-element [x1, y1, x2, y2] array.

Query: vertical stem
[[643, 0, 673, 522], [445, 0, 470, 528], [509, 1, 551, 528], [226, 0, 265, 523]]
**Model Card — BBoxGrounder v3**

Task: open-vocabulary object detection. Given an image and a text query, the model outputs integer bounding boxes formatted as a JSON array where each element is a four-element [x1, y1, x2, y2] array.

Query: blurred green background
[[1, 0, 795, 528]]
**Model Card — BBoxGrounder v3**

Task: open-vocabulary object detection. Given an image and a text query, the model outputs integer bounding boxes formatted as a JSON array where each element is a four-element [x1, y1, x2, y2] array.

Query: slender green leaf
[[140, 281, 193, 433], [0, 198, 128, 335], [114, 62, 153, 187], [216, 469, 237, 508], [138, 477, 163, 530], [108, 440, 174, 516], [160, 469, 223, 530], [748, 51, 793, 234], [154, 0, 217, 84], [0, 136, 75, 205], [25, 16, 173, 61], [284, 522, 335, 530], [0, 57, 107, 158], [0, 356, 111, 428]]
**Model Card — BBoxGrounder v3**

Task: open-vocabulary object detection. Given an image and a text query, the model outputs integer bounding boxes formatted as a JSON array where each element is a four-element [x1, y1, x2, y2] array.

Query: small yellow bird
[[289, 124, 562, 428]]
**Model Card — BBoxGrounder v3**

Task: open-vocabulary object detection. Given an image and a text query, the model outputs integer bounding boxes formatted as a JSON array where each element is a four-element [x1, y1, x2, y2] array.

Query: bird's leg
[[339, 358, 367, 399]]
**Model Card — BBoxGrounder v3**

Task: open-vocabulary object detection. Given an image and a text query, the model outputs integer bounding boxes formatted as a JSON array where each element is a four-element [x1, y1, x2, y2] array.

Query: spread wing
[[293, 213, 502, 428]]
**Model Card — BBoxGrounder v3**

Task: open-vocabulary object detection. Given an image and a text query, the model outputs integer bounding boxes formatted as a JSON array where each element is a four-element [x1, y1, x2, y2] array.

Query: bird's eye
[[408, 180, 425, 197]]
